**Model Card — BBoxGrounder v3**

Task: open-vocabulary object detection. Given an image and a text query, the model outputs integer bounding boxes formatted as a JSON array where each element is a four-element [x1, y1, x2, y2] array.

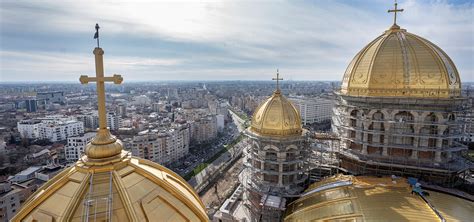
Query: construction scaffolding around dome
[[331, 92, 472, 186]]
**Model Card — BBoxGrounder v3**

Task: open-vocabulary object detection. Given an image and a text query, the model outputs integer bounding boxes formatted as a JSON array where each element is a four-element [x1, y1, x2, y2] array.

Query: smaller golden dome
[[250, 90, 302, 136]]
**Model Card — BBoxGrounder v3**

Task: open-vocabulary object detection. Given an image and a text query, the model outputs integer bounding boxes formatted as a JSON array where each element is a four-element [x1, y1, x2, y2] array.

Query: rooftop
[[284, 174, 474, 221]]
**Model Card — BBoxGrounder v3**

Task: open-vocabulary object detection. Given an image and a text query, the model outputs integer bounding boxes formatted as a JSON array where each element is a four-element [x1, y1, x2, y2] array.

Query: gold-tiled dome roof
[[284, 174, 474, 221], [250, 90, 302, 136], [341, 26, 461, 98], [12, 152, 208, 222], [12, 42, 208, 221]]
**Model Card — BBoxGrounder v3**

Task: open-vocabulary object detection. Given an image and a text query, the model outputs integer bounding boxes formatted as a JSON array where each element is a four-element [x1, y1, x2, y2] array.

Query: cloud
[[0, 0, 472, 82]]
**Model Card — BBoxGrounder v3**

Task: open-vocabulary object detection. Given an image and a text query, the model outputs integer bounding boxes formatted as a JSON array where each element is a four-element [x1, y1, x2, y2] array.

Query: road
[[229, 109, 247, 133]]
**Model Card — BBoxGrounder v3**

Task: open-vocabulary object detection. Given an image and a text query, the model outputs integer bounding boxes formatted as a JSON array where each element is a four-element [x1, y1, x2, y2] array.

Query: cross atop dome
[[79, 24, 124, 161], [272, 69, 283, 93], [388, 0, 404, 28]]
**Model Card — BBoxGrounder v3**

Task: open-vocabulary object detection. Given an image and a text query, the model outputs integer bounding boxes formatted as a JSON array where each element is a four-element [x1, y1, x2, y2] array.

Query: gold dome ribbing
[[341, 25, 461, 98], [250, 90, 302, 137]]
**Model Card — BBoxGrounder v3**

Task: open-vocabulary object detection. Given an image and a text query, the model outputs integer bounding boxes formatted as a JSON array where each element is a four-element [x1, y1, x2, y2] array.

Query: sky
[[0, 0, 473, 82]]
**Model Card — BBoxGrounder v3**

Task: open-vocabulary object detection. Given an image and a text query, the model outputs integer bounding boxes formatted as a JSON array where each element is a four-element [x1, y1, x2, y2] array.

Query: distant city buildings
[[17, 116, 84, 142], [76, 111, 122, 131], [36, 91, 65, 105]]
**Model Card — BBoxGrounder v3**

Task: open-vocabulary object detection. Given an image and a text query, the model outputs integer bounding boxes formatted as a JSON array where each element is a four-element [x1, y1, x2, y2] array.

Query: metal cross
[[272, 69, 283, 91], [388, 0, 404, 25], [80, 47, 123, 130]]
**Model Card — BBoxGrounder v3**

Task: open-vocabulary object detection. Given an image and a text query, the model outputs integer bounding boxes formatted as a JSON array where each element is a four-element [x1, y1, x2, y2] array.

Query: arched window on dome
[[392, 111, 414, 145], [448, 114, 456, 122]]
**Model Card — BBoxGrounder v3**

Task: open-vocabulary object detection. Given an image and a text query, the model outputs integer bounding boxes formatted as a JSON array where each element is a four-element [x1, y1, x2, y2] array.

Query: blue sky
[[0, 0, 473, 82]]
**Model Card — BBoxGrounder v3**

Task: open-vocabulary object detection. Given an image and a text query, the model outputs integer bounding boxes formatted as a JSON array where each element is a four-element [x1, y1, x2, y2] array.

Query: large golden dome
[[341, 25, 461, 98], [13, 152, 208, 221], [250, 89, 302, 136]]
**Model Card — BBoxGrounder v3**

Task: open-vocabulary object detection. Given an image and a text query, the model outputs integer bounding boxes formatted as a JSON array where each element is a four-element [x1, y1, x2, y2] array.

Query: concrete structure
[[106, 112, 122, 131], [191, 115, 218, 144], [64, 132, 96, 161], [17, 116, 84, 142], [25, 99, 37, 113], [290, 97, 334, 125], [128, 124, 190, 165], [8, 167, 42, 183], [36, 91, 65, 104], [0, 182, 37, 222], [17, 120, 42, 140]]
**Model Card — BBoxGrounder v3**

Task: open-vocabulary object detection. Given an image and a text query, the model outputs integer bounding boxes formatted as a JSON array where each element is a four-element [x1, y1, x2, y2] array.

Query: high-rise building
[[64, 132, 96, 161], [241, 73, 310, 221], [36, 91, 65, 104], [25, 99, 37, 113], [290, 97, 334, 125], [127, 124, 190, 165], [191, 115, 218, 143], [106, 112, 122, 130]]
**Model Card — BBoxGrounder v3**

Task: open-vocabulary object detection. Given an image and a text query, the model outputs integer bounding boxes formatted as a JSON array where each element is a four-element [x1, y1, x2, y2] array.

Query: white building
[[17, 119, 42, 139], [107, 112, 122, 131], [76, 111, 121, 131], [65, 132, 96, 161], [17, 116, 84, 142], [290, 97, 334, 125]]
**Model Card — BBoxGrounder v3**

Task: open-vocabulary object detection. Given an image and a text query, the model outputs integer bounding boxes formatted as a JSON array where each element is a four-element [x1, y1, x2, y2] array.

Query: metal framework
[[330, 93, 472, 185], [240, 131, 310, 221], [82, 171, 114, 222]]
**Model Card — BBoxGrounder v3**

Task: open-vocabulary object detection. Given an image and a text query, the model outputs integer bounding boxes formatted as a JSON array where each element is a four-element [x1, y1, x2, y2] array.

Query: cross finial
[[388, 0, 404, 26], [272, 69, 283, 92], [80, 25, 123, 131]]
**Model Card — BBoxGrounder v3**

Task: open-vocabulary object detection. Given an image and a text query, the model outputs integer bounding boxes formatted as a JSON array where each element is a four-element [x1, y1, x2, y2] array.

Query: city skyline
[[1, 0, 473, 82]]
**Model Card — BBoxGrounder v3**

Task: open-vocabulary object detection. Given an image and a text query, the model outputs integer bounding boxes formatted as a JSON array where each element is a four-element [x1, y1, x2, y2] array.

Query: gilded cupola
[[341, 3, 461, 98], [250, 71, 302, 137]]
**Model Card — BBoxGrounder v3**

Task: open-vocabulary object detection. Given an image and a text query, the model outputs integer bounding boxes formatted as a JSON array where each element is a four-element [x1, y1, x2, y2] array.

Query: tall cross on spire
[[388, 0, 404, 26], [272, 69, 283, 92], [80, 24, 123, 131]]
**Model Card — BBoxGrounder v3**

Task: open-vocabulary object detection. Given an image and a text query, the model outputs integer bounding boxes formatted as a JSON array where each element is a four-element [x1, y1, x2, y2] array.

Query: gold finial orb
[[79, 75, 89, 84]]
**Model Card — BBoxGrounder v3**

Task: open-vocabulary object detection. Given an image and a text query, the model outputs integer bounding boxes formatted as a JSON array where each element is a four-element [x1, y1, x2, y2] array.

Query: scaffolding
[[309, 133, 342, 182], [330, 92, 472, 186], [240, 130, 311, 221], [82, 171, 114, 222]]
